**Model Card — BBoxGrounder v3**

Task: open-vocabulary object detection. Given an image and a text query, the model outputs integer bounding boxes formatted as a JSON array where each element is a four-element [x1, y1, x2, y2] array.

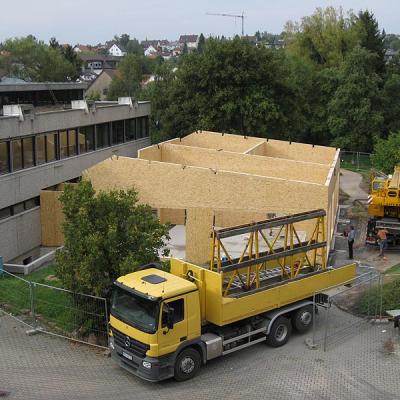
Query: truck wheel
[[174, 348, 201, 381], [292, 305, 313, 333], [266, 316, 292, 347]]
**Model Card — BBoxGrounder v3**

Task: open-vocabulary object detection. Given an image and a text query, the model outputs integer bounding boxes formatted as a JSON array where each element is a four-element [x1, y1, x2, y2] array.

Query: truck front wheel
[[174, 348, 201, 381], [266, 316, 292, 347]]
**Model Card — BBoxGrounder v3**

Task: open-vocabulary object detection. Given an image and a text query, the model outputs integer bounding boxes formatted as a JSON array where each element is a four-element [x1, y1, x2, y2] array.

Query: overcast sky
[[0, 0, 397, 44]]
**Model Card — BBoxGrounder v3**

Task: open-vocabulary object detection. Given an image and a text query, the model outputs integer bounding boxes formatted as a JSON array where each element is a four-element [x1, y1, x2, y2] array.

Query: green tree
[[107, 53, 143, 99], [197, 33, 206, 53], [371, 132, 400, 173], [0, 36, 75, 81], [328, 46, 384, 151], [55, 181, 170, 297], [62, 45, 82, 79]]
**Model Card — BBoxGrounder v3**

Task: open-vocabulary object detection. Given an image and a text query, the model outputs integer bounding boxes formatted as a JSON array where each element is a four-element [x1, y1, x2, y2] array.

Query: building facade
[[0, 89, 151, 262]]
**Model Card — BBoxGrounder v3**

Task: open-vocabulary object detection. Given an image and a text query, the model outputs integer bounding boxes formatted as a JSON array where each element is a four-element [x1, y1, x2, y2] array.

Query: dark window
[[125, 119, 136, 141], [144, 116, 149, 137], [137, 118, 143, 139], [36, 135, 46, 165], [112, 120, 125, 144], [13, 202, 25, 215], [12, 139, 22, 171], [46, 133, 57, 162], [161, 298, 184, 327], [60, 130, 68, 159], [24, 197, 40, 210], [0, 207, 11, 220], [68, 129, 77, 156], [96, 123, 110, 149], [22, 137, 34, 168], [79, 126, 95, 153], [0, 141, 10, 174]]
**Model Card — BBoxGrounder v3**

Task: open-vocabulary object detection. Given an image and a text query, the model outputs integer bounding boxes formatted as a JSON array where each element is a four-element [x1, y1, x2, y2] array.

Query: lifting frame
[[210, 209, 327, 296]]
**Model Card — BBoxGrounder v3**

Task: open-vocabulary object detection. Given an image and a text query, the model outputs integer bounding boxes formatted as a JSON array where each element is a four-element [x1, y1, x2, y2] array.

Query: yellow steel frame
[[210, 212, 327, 297]]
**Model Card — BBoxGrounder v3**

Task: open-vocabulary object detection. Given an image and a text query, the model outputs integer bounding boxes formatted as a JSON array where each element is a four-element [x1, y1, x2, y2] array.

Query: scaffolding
[[210, 209, 327, 297]]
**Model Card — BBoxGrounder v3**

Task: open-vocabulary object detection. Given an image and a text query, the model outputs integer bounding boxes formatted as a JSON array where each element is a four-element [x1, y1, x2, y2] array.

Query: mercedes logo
[[125, 336, 131, 348]]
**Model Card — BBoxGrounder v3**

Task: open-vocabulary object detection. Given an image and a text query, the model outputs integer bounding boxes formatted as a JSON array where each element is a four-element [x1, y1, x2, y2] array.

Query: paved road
[[1, 311, 399, 400], [340, 169, 368, 203]]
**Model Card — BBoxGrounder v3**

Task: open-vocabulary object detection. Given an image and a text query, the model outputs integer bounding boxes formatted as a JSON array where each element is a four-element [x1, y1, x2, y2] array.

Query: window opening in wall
[[125, 118, 136, 141], [0, 141, 10, 174], [112, 120, 125, 145], [96, 123, 110, 149]]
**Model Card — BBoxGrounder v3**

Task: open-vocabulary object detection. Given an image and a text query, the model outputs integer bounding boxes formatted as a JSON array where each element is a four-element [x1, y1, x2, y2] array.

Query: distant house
[[73, 44, 92, 53], [385, 48, 399, 63], [179, 35, 199, 50], [108, 44, 127, 57], [79, 55, 122, 72], [144, 45, 158, 57], [241, 35, 257, 44], [86, 70, 118, 99]]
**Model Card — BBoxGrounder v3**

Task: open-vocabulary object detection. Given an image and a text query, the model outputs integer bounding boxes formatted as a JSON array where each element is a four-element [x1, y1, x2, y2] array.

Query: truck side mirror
[[167, 307, 174, 330]]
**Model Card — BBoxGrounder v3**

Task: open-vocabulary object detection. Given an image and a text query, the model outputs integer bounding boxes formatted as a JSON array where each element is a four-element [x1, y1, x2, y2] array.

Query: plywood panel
[[40, 190, 64, 246], [161, 143, 329, 184], [138, 144, 162, 161], [159, 208, 186, 225]]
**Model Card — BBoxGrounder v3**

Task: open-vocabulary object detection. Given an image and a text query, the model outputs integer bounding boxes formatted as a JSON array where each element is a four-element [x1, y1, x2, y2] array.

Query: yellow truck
[[108, 209, 356, 381]]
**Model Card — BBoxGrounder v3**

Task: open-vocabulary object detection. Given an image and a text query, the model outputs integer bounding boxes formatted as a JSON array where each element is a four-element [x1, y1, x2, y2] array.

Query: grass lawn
[[0, 266, 104, 338], [385, 264, 400, 274]]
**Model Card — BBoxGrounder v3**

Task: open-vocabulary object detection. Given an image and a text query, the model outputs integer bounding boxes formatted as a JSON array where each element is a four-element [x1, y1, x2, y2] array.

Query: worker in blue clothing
[[347, 225, 355, 259]]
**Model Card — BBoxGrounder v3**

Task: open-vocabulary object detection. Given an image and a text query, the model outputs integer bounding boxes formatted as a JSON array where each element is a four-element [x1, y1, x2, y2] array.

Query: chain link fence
[[0, 270, 108, 348], [340, 150, 372, 172], [312, 270, 400, 351]]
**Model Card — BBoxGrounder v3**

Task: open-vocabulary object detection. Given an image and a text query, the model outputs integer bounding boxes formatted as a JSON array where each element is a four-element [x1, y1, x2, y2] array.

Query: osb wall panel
[[178, 131, 264, 153], [161, 143, 329, 184], [138, 144, 162, 161], [85, 157, 328, 215], [263, 139, 337, 165], [245, 142, 266, 156], [40, 190, 64, 247], [159, 208, 186, 225]]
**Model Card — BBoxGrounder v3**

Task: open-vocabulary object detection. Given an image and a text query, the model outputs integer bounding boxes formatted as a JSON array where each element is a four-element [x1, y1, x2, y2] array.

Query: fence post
[[29, 282, 37, 330], [312, 292, 316, 346], [323, 300, 330, 352], [0, 256, 3, 275], [379, 273, 383, 319]]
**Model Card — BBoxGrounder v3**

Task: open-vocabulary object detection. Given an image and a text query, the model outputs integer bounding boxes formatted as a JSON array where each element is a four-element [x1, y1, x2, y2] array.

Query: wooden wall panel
[[40, 190, 64, 246], [159, 208, 186, 225]]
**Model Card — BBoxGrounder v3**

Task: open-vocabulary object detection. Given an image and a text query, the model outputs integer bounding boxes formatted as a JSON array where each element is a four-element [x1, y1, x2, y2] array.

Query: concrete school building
[[84, 131, 340, 265], [0, 81, 151, 267]]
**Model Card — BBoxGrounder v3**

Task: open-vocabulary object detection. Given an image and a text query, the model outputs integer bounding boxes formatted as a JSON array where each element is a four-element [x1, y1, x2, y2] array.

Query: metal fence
[[340, 150, 372, 172], [0, 270, 108, 348], [311, 270, 399, 351]]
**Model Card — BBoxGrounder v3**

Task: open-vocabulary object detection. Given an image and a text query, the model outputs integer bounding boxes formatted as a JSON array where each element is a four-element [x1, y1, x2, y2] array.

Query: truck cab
[[109, 267, 203, 381]]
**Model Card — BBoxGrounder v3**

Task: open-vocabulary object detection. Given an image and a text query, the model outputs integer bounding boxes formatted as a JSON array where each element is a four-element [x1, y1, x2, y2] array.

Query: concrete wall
[[0, 207, 41, 262], [0, 138, 150, 209]]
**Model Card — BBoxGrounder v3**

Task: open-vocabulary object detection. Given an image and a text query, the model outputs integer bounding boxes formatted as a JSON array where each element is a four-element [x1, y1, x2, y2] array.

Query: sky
[[0, 0, 397, 44]]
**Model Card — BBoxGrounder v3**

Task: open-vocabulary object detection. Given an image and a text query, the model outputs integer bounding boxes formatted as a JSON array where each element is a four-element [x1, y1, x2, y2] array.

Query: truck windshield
[[111, 286, 159, 334]]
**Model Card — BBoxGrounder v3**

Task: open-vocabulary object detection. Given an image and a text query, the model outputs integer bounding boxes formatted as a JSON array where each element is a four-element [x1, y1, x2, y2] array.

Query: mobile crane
[[108, 209, 356, 381], [366, 165, 400, 248]]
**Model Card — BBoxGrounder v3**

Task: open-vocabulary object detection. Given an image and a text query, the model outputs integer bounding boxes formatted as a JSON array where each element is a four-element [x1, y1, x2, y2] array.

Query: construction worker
[[347, 225, 355, 259], [377, 228, 389, 257]]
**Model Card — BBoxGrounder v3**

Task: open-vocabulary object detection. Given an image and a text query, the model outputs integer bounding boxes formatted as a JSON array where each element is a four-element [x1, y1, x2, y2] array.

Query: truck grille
[[112, 327, 150, 358]]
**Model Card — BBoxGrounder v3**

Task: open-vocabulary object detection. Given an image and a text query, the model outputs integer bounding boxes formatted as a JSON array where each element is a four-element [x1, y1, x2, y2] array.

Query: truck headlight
[[142, 361, 152, 369], [109, 337, 115, 350]]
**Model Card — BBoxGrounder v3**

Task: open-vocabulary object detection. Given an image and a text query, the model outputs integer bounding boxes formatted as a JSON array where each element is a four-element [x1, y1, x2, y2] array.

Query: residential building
[[0, 82, 151, 264], [108, 43, 127, 57], [86, 70, 118, 100], [144, 45, 158, 57], [179, 35, 199, 50], [385, 48, 399, 63]]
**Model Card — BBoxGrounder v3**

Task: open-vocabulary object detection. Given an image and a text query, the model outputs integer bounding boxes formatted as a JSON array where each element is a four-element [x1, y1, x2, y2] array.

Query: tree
[[197, 33, 206, 53], [107, 54, 143, 99], [355, 10, 386, 73], [55, 180, 170, 297], [62, 45, 82, 79], [371, 132, 400, 173], [0, 36, 76, 81], [328, 46, 384, 151]]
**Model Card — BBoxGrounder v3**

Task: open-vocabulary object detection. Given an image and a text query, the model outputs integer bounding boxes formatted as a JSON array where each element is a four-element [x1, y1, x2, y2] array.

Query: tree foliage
[[371, 132, 400, 174], [55, 181, 170, 297]]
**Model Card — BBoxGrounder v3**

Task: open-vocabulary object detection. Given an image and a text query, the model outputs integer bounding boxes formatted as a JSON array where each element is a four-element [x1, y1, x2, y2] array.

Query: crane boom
[[206, 12, 245, 36]]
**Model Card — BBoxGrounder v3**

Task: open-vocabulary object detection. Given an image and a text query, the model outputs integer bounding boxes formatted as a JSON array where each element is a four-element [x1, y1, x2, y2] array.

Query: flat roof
[[0, 82, 88, 92]]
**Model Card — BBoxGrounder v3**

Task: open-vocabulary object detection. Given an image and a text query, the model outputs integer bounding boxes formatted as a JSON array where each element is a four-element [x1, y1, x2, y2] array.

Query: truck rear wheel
[[174, 348, 201, 381], [292, 305, 313, 333], [266, 316, 292, 347]]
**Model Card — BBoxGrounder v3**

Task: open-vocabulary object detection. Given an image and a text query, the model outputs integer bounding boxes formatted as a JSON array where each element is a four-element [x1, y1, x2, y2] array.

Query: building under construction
[[81, 131, 340, 265]]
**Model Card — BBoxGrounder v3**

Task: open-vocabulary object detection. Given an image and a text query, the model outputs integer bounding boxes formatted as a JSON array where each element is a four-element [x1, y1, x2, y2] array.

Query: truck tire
[[292, 305, 313, 333], [174, 348, 201, 381], [266, 316, 292, 347]]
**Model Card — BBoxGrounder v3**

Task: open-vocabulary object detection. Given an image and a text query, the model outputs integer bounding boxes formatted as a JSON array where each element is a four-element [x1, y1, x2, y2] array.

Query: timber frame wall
[[83, 131, 340, 265]]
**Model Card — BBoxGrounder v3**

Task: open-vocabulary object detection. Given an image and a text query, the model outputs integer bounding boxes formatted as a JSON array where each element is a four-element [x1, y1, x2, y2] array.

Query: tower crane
[[206, 12, 245, 36]]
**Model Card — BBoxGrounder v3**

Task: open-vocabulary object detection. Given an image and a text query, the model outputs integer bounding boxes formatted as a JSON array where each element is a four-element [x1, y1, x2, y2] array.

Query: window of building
[[112, 120, 125, 144], [22, 137, 34, 168], [12, 202, 25, 215], [136, 118, 143, 139], [125, 119, 136, 141], [46, 133, 57, 162], [24, 197, 40, 210], [136, 117, 149, 139], [68, 129, 77, 156], [96, 123, 110, 149], [161, 298, 184, 327], [0, 207, 12, 220], [79, 126, 95, 153], [60, 130, 68, 159], [36, 135, 46, 165], [12, 139, 23, 171], [0, 141, 10, 174]]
